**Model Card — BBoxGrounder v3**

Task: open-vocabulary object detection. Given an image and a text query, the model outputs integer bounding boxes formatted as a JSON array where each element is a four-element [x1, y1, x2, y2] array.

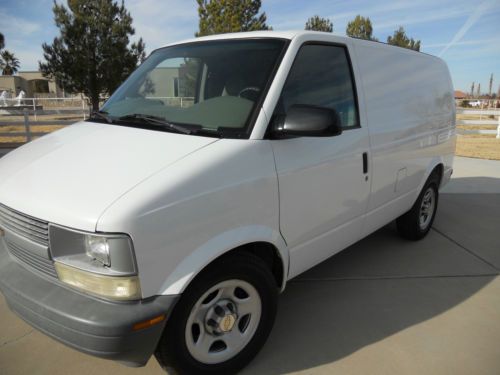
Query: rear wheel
[[155, 252, 278, 375], [397, 175, 439, 241]]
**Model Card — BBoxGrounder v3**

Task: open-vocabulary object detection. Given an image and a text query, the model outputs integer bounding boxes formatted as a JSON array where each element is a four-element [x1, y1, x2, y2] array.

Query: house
[[454, 90, 467, 99], [0, 71, 64, 98]]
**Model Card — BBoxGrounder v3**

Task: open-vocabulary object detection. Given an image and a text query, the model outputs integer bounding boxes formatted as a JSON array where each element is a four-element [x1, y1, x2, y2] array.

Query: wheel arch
[[405, 158, 444, 212], [418, 158, 444, 193], [430, 163, 444, 187], [158, 225, 289, 296]]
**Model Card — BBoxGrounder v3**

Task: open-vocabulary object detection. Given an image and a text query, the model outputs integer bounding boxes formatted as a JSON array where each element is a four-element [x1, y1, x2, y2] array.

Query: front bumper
[[0, 242, 179, 367]]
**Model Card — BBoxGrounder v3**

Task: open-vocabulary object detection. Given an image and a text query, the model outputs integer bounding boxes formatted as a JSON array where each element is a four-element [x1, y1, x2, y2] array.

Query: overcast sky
[[1, 0, 499, 92]]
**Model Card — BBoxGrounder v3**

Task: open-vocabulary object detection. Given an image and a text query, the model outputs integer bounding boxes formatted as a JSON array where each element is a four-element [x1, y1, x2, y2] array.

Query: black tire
[[396, 174, 439, 241], [155, 252, 278, 375]]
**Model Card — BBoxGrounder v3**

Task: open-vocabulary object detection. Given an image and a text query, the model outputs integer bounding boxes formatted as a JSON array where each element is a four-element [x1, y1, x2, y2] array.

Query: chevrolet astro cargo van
[[0, 31, 455, 374]]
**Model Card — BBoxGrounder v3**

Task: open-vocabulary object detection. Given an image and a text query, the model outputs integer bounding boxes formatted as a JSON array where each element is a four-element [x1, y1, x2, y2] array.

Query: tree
[[346, 15, 377, 40], [0, 50, 20, 75], [305, 15, 333, 32], [489, 73, 493, 97], [196, 0, 270, 37], [477, 83, 481, 97], [39, 0, 146, 111], [471, 82, 475, 97], [387, 26, 421, 51], [0, 33, 4, 50]]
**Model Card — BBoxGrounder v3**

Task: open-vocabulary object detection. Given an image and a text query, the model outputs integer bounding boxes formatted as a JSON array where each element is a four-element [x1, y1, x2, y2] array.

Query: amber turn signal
[[132, 314, 166, 331]]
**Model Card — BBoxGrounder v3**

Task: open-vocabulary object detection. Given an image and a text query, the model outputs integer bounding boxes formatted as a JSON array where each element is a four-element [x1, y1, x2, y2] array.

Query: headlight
[[85, 235, 111, 266], [49, 225, 140, 301]]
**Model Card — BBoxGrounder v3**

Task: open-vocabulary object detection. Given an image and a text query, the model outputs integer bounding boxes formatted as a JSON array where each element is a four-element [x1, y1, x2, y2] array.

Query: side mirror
[[271, 104, 342, 138]]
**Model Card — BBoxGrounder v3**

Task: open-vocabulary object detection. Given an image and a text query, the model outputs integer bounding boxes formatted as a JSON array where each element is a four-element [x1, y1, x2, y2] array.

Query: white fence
[[1, 96, 90, 108], [0, 97, 90, 121], [0, 97, 93, 145], [456, 108, 500, 137], [2, 101, 499, 146], [457, 109, 500, 116], [0, 96, 195, 146], [0, 108, 75, 145]]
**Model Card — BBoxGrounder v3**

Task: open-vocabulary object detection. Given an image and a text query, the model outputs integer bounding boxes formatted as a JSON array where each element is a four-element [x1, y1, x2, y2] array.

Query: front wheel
[[397, 176, 439, 241], [155, 252, 278, 375]]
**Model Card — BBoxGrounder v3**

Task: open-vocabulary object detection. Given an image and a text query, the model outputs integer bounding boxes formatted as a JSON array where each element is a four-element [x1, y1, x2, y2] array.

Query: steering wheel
[[238, 86, 261, 100]]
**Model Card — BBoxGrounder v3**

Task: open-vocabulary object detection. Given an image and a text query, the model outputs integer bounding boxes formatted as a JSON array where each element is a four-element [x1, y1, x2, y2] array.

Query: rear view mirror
[[271, 104, 342, 138]]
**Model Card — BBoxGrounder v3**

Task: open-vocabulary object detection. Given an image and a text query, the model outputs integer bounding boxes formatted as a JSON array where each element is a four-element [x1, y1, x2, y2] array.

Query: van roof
[[161, 30, 349, 47], [160, 30, 438, 60]]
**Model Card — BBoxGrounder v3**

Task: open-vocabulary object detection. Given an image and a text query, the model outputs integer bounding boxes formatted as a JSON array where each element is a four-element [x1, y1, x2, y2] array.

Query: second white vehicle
[[0, 31, 455, 374]]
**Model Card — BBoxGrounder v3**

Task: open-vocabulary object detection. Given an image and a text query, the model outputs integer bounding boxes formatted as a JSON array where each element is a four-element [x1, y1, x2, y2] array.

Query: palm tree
[[0, 50, 20, 75], [0, 33, 4, 50]]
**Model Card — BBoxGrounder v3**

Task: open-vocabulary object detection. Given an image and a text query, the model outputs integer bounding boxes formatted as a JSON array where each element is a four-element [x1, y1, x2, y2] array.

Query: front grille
[[0, 204, 55, 278], [6, 240, 57, 278], [0, 204, 49, 246]]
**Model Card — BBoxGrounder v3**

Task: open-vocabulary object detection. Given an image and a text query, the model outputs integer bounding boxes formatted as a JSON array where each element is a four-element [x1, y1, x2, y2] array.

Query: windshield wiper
[[190, 128, 223, 138], [90, 110, 114, 124], [118, 113, 193, 135]]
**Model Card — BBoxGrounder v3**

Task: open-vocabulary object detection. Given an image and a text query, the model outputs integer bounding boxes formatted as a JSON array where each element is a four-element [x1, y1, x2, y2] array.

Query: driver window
[[276, 44, 359, 128]]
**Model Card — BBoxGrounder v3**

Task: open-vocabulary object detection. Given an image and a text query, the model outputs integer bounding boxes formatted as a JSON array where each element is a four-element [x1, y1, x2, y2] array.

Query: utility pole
[[489, 73, 493, 97]]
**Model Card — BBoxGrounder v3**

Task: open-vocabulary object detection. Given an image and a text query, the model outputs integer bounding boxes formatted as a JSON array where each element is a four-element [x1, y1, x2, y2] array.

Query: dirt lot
[[456, 134, 500, 160], [0, 114, 82, 144], [0, 125, 65, 143]]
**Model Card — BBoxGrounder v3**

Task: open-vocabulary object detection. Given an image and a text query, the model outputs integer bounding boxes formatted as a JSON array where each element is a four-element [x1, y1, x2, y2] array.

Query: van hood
[[0, 122, 217, 231]]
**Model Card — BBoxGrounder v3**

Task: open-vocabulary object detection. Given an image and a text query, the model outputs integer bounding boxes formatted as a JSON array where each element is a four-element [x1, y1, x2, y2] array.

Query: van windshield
[[98, 39, 287, 138]]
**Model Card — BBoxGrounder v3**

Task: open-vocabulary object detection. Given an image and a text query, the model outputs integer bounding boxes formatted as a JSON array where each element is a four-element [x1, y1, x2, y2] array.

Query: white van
[[0, 31, 455, 374]]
